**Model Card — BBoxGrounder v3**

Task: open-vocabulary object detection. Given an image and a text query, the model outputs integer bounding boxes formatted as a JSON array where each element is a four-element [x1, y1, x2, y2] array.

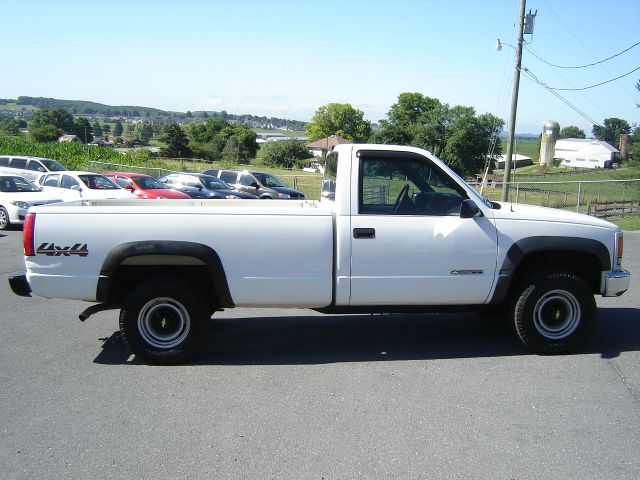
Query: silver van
[[0, 155, 68, 182], [203, 169, 305, 199]]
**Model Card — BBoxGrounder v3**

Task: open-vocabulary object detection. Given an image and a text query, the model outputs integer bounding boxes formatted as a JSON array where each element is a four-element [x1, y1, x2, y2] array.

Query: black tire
[[119, 276, 211, 364], [512, 271, 596, 354], [0, 206, 10, 230]]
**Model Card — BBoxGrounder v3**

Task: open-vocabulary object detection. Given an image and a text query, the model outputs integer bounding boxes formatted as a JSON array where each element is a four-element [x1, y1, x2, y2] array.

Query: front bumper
[[9, 274, 32, 297], [6, 204, 26, 225], [602, 269, 630, 297]]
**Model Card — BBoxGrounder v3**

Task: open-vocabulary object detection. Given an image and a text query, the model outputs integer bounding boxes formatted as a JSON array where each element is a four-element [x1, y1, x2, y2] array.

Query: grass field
[[0, 103, 38, 112], [503, 137, 540, 162]]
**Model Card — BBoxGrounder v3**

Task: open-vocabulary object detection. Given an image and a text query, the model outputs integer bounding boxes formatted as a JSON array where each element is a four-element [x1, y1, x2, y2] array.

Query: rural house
[[307, 135, 352, 157]]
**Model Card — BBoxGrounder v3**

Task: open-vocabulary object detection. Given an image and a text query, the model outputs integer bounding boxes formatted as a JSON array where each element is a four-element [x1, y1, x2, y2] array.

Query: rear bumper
[[602, 269, 630, 297], [8, 274, 32, 297]]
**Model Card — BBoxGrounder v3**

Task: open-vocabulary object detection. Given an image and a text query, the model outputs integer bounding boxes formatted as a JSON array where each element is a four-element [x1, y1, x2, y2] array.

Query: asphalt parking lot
[[1, 228, 639, 479]]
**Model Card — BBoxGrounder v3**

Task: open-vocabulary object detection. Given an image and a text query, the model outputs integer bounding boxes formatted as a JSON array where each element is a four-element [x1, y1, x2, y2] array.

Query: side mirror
[[460, 199, 482, 218], [124, 185, 135, 192], [70, 185, 82, 192], [251, 182, 260, 189]]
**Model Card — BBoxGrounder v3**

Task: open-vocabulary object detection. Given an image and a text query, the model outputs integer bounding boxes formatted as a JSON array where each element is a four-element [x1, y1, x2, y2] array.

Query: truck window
[[322, 152, 338, 200], [359, 154, 465, 216]]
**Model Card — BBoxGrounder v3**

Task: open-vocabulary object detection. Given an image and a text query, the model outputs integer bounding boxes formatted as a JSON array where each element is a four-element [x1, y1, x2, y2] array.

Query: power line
[[520, 66, 600, 126], [546, 65, 640, 91], [526, 46, 608, 118], [540, 0, 638, 103], [524, 41, 640, 69]]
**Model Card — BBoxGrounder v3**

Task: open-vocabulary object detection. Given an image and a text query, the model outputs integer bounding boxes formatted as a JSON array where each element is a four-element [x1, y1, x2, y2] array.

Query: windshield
[[132, 176, 166, 190], [0, 176, 42, 193], [201, 176, 231, 190], [253, 173, 287, 188], [79, 175, 121, 190], [40, 159, 68, 172]]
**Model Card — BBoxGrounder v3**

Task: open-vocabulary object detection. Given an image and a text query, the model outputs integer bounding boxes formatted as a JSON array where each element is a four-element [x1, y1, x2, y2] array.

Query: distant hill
[[0, 96, 307, 130]]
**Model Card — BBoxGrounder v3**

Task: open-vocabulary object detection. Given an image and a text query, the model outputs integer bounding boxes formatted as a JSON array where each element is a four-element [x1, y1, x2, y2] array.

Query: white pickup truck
[[9, 144, 630, 364]]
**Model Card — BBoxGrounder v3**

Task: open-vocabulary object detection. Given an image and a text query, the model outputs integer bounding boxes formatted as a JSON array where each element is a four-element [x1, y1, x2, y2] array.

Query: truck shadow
[[94, 307, 640, 365]]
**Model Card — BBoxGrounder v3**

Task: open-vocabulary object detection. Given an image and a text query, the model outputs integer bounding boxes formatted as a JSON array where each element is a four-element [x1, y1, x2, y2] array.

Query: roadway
[[1, 228, 638, 479]]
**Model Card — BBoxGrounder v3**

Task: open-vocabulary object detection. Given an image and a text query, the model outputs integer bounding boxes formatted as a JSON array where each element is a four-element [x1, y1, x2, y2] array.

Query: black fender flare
[[96, 240, 234, 307], [488, 236, 611, 305]]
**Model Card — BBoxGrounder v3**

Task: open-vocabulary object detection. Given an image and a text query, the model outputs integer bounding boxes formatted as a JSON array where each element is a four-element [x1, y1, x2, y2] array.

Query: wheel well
[[510, 251, 602, 294], [98, 241, 234, 309], [107, 264, 220, 311]]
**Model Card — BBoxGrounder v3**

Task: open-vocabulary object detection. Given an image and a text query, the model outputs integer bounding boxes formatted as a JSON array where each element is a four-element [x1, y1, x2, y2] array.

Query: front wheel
[[119, 277, 211, 364], [512, 271, 596, 354], [0, 206, 10, 230]]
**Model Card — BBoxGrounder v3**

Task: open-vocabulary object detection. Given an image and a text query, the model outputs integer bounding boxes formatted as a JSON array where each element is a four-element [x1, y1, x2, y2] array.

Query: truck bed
[[27, 199, 335, 306]]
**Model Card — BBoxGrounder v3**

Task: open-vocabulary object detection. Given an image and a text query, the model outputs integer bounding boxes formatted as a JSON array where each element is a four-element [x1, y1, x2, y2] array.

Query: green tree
[[160, 123, 192, 158], [592, 118, 630, 145], [92, 121, 103, 138], [375, 92, 504, 176], [441, 108, 503, 176], [135, 122, 154, 145], [305, 103, 371, 142], [30, 124, 63, 142], [0, 115, 20, 135], [113, 120, 124, 136], [188, 118, 257, 162], [73, 118, 93, 143], [124, 123, 134, 137], [388, 92, 442, 126], [559, 126, 586, 139], [259, 139, 310, 168], [31, 108, 74, 132], [221, 136, 243, 163]]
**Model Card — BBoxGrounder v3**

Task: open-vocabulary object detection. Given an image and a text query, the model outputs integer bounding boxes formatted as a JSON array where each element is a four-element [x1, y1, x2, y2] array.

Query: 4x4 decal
[[36, 243, 89, 257]]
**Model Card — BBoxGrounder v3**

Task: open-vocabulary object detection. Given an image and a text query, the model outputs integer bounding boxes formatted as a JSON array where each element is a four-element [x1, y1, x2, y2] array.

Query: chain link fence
[[87, 159, 640, 218], [474, 179, 640, 217]]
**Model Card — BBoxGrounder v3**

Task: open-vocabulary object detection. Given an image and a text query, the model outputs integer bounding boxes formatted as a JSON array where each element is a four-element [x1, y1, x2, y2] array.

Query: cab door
[[349, 151, 498, 306]]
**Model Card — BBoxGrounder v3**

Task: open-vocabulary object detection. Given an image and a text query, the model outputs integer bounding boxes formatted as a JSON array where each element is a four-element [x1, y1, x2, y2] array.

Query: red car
[[103, 172, 190, 199]]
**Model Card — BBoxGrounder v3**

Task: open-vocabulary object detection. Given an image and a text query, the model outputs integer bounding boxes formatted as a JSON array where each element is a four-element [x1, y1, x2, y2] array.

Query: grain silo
[[539, 121, 560, 167]]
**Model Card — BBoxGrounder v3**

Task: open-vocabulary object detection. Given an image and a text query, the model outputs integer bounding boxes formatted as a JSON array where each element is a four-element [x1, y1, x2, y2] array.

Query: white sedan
[[0, 175, 63, 230], [37, 171, 135, 201]]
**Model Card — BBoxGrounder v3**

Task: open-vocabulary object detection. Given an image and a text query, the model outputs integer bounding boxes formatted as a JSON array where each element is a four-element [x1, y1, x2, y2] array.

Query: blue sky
[[3, 0, 639, 134]]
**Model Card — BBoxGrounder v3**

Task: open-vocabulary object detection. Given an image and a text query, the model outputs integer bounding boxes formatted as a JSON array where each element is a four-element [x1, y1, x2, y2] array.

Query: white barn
[[554, 138, 619, 169]]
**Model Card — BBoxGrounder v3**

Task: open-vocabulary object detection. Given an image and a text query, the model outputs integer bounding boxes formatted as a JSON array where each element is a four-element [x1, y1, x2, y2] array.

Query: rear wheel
[[119, 277, 211, 364], [512, 271, 596, 354], [0, 206, 10, 230]]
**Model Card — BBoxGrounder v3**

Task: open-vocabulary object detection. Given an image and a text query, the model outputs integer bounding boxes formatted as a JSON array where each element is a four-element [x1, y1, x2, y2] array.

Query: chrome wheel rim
[[137, 297, 191, 349], [533, 289, 581, 340], [0, 209, 7, 229]]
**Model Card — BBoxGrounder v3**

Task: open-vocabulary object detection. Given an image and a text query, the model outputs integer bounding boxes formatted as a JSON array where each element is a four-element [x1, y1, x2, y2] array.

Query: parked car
[[203, 169, 305, 199], [103, 172, 190, 199], [158, 173, 257, 199], [37, 171, 135, 201], [0, 174, 62, 230], [0, 155, 68, 182]]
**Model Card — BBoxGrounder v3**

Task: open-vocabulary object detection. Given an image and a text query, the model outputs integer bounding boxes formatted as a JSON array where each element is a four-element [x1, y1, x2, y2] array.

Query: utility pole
[[85, 124, 90, 170], [502, 0, 526, 202]]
